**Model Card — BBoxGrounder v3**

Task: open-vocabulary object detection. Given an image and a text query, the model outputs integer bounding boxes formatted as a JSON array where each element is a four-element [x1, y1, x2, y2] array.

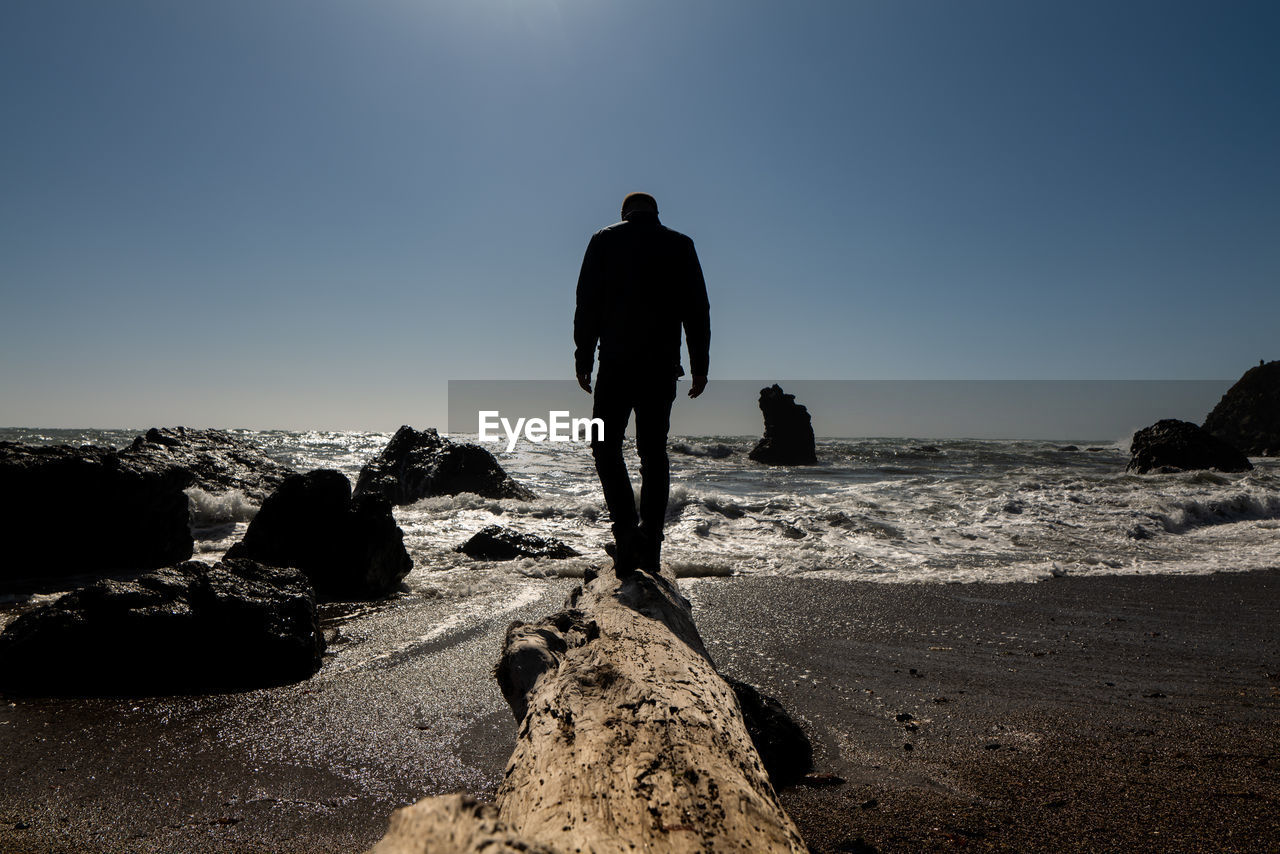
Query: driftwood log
[[368, 565, 807, 853]]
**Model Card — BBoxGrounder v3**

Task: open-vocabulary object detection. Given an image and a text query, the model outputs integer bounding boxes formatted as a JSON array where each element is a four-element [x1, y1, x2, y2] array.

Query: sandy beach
[[695, 571, 1279, 853], [0, 568, 1275, 853]]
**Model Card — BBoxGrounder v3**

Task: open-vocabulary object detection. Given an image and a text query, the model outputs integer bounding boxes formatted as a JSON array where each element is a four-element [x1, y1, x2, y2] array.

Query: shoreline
[[1, 568, 1277, 852]]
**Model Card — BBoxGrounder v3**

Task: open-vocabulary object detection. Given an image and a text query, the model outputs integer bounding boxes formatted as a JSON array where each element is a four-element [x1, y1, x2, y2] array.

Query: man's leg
[[590, 370, 639, 565], [633, 375, 677, 568]]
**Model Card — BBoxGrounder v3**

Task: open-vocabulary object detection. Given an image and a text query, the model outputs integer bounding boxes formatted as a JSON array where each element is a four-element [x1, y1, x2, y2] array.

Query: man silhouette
[[574, 192, 710, 575]]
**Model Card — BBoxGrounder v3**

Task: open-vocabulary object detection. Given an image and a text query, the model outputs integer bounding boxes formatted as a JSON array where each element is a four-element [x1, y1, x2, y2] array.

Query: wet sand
[[1, 569, 1277, 853], [690, 571, 1280, 854]]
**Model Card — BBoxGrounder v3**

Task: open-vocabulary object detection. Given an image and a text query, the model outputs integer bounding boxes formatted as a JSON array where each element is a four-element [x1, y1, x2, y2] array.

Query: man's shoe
[[605, 535, 639, 577], [634, 526, 662, 572]]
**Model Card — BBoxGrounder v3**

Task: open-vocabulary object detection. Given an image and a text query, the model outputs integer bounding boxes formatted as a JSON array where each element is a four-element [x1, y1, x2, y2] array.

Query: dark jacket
[[573, 211, 711, 379]]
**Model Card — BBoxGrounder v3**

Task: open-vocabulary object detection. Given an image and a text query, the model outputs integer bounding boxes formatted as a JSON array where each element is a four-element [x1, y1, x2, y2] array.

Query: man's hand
[[688, 375, 707, 398], [577, 373, 592, 394]]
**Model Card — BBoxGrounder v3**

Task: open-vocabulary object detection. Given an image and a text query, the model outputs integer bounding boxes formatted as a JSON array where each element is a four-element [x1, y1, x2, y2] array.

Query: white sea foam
[[324, 582, 548, 675], [186, 487, 259, 525], [6, 429, 1276, 585], [1155, 491, 1280, 533], [394, 448, 1280, 583]]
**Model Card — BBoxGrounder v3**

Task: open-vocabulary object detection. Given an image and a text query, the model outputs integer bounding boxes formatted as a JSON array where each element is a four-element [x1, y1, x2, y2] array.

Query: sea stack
[[749, 384, 818, 466], [1202, 360, 1280, 456], [1126, 419, 1252, 474]]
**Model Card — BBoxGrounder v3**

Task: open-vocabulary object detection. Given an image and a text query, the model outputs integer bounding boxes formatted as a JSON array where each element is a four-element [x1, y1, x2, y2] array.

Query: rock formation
[[120, 426, 298, 502], [456, 525, 579, 561], [226, 469, 412, 600], [0, 558, 324, 695], [1203, 360, 1280, 456], [367, 565, 808, 853], [1126, 419, 1252, 474], [354, 426, 535, 504], [749, 384, 818, 466], [0, 442, 192, 586]]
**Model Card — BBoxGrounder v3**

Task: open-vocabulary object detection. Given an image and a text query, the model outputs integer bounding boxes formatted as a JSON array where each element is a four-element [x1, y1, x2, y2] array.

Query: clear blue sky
[[2, 0, 1276, 430]]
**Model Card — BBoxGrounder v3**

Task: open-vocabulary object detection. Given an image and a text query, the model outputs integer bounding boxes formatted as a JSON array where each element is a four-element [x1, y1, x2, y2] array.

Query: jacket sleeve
[[573, 233, 603, 378], [682, 237, 711, 377]]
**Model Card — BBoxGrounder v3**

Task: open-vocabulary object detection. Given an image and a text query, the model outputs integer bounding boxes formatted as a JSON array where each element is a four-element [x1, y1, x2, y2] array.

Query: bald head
[[621, 192, 658, 217]]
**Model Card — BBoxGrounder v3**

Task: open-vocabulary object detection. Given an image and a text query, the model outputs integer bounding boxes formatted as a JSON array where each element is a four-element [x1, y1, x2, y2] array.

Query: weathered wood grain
[[368, 566, 806, 854]]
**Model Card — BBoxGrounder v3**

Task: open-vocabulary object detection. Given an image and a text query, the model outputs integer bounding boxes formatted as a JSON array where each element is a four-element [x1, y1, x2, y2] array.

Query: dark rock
[[1203, 361, 1280, 456], [913, 445, 942, 454], [670, 441, 734, 459], [748, 385, 817, 466], [0, 558, 324, 695], [226, 469, 411, 600], [0, 443, 192, 587], [895, 712, 914, 722], [119, 426, 297, 502], [1057, 445, 1080, 452], [725, 676, 814, 788], [354, 426, 535, 505], [456, 525, 579, 561], [1126, 419, 1252, 474]]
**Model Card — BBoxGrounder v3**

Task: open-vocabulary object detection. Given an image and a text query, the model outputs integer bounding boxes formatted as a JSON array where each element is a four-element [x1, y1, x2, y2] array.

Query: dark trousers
[[591, 367, 678, 539]]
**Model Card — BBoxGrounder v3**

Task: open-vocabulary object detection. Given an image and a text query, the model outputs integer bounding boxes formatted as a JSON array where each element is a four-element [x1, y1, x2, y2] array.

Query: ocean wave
[[186, 487, 259, 525], [8, 428, 1277, 586], [401, 492, 603, 522], [670, 441, 736, 459], [1156, 492, 1280, 533]]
